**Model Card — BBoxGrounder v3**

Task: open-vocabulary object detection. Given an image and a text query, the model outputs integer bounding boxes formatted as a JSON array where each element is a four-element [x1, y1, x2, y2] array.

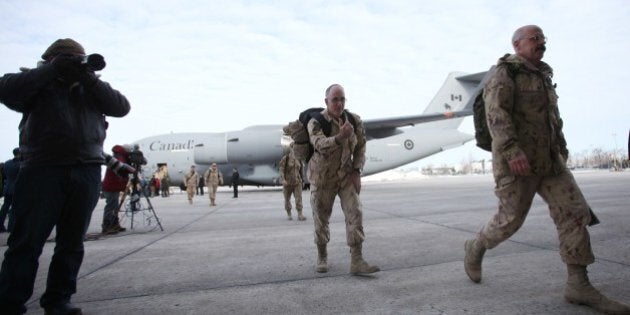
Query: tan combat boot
[[316, 244, 328, 273], [350, 245, 380, 275], [564, 264, 630, 314], [464, 238, 486, 283], [286, 210, 293, 221], [297, 210, 306, 221], [211, 198, 216, 206]]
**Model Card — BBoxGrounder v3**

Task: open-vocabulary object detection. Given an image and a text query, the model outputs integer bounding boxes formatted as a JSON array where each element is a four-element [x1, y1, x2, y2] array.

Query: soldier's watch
[[354, 168, 362, 175]]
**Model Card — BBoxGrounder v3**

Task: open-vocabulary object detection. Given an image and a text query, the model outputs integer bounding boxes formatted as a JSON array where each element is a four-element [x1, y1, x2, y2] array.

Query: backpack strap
[[343, 110, 357, 129], [280, 155, 289, 177], [302, 108, 357, 138], [310, 112, 332, 137]]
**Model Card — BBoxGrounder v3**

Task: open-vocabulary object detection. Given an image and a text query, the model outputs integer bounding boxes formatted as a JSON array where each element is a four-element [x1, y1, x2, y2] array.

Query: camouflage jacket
[[184, 171, 199, 187], [204, 168, 223, 186], [307, 109, 366, 188], [279, 154, 303, 186], [483, 54, 568, 177]]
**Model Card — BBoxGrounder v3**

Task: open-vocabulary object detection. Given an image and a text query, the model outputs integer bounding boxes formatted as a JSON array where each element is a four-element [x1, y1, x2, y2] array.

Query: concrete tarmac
[[1, 170, 629, 314]]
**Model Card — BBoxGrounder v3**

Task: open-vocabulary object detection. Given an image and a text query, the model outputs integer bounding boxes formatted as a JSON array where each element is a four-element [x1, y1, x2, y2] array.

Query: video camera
[[81, 53, 106, 71], [128, 145, 147, 169], [56, 53, 106, 72], [127, 146, 148, 211]]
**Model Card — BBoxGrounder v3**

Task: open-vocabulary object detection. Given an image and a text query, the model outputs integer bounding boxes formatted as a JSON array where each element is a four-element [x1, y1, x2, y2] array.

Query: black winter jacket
[[0, 64, 130, 166]]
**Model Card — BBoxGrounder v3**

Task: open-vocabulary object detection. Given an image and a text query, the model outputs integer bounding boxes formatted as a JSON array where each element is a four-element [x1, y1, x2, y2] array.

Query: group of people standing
[[183, 164, 240, 205]]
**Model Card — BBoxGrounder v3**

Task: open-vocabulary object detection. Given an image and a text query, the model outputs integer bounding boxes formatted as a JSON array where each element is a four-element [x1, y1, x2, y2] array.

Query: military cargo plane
[[132, 70, 492, 186]]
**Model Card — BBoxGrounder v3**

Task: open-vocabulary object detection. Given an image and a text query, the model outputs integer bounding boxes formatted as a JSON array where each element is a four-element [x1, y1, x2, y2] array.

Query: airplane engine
[[225, 128, 285, 164], [193, 134, 228, 165]]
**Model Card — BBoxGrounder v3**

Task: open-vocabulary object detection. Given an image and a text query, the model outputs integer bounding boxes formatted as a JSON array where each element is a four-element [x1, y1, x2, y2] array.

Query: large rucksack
[[283, 107, 357, 162], [473, 59, 520, 151]]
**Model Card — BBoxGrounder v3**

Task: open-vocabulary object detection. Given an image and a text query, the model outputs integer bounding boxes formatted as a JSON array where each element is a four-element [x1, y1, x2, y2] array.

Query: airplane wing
[[363, 110, 472, 130], [363, 69, 494, 139]]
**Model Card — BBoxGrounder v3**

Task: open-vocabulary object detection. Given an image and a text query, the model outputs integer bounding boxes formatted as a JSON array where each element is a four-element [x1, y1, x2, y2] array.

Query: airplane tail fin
[[419, 69, 493, 129]]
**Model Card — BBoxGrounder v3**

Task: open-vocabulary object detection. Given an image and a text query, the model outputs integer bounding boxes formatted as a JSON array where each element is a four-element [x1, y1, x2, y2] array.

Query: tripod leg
[[130, 192, 142, 230], [116, 191, 128, 211], [143, 195, 164, 231], [116, 191, 128, 226]]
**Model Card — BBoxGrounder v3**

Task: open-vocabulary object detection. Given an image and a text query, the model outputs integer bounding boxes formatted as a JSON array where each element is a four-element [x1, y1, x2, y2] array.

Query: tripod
[[115, 170, 164, 231]]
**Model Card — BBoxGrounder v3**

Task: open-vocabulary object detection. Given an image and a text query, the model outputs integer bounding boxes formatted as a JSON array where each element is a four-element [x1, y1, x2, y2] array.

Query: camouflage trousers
[[283, 183, 303, 211], [310, 183, 365, 247], [207, 184, 219, 200], [478, 169, 595, 265], [186, 185, 196, 202]]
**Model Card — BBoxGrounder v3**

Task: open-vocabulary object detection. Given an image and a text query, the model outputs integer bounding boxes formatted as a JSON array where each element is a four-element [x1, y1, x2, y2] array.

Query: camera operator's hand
[[105, 154, 136, 178], [50, 54, 83, 82], [78, 70, 98, 88], [114, 163, 136, 177]]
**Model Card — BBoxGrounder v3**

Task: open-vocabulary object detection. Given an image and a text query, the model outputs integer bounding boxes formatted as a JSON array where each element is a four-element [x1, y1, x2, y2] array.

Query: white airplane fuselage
[[132, 70, 491, 186], [134, 120, 473, 186]]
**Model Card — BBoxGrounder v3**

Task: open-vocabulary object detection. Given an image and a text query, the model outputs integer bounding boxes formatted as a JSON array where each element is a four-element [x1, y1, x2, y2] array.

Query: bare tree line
[[421, 146, 629, 176]]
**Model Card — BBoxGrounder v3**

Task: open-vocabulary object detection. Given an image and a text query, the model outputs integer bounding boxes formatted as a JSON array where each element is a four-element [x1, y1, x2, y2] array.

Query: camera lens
[[82, 54, 106, 71]]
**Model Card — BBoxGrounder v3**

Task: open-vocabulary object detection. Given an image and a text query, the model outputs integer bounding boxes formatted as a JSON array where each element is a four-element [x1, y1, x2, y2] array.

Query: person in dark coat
[[231, 168, 239, 198], [0, 148, 21, 233], [0, 162, 4, 198], [197, 174, 204, 195], [0, 38, 130, 315]]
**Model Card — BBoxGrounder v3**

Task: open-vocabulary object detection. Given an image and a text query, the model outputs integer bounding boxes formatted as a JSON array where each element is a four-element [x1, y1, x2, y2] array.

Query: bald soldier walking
[[307, 84, 379, 275], [464, 25, 630, 314]]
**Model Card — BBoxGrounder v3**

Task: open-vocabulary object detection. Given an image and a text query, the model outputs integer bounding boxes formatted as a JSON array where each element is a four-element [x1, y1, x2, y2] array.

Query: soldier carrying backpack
[[464, 25, 623, 315], [283, 107, 357, 162], [284, 83, 380, 276]]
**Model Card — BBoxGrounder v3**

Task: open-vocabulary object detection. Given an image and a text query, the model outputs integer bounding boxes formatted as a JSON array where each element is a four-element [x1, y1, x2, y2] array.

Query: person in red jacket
[[101, 145, 133, 234]]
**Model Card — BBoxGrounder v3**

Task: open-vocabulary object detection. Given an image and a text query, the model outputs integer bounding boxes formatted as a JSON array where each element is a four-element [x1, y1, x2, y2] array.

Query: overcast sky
[[1, 0, 628, 169]]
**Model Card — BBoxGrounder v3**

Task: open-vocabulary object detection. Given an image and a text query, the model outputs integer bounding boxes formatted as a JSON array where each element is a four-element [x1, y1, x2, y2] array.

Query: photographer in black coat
[[231, 168, 240, 198], [0, 38, 130, 315]]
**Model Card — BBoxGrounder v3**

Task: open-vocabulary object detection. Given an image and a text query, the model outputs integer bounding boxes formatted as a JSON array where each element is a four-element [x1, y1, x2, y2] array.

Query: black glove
[[51, 55, 98, 87], [114, 162, 136, 177], [51, 54, 83, 82], [78, 70, 98, 88]]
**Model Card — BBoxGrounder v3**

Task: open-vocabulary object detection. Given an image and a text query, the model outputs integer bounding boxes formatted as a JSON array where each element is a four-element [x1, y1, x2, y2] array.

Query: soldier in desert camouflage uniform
[[464, 25, 630, 314], [184, 165, 199, 205], [279, 146, 305, 221], [307, 84, 379, 275], [204, 163, 223, 206]]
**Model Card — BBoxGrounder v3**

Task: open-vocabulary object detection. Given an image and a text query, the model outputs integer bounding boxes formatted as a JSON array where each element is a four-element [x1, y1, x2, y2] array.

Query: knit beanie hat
[[41, 38, 85, 60]]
